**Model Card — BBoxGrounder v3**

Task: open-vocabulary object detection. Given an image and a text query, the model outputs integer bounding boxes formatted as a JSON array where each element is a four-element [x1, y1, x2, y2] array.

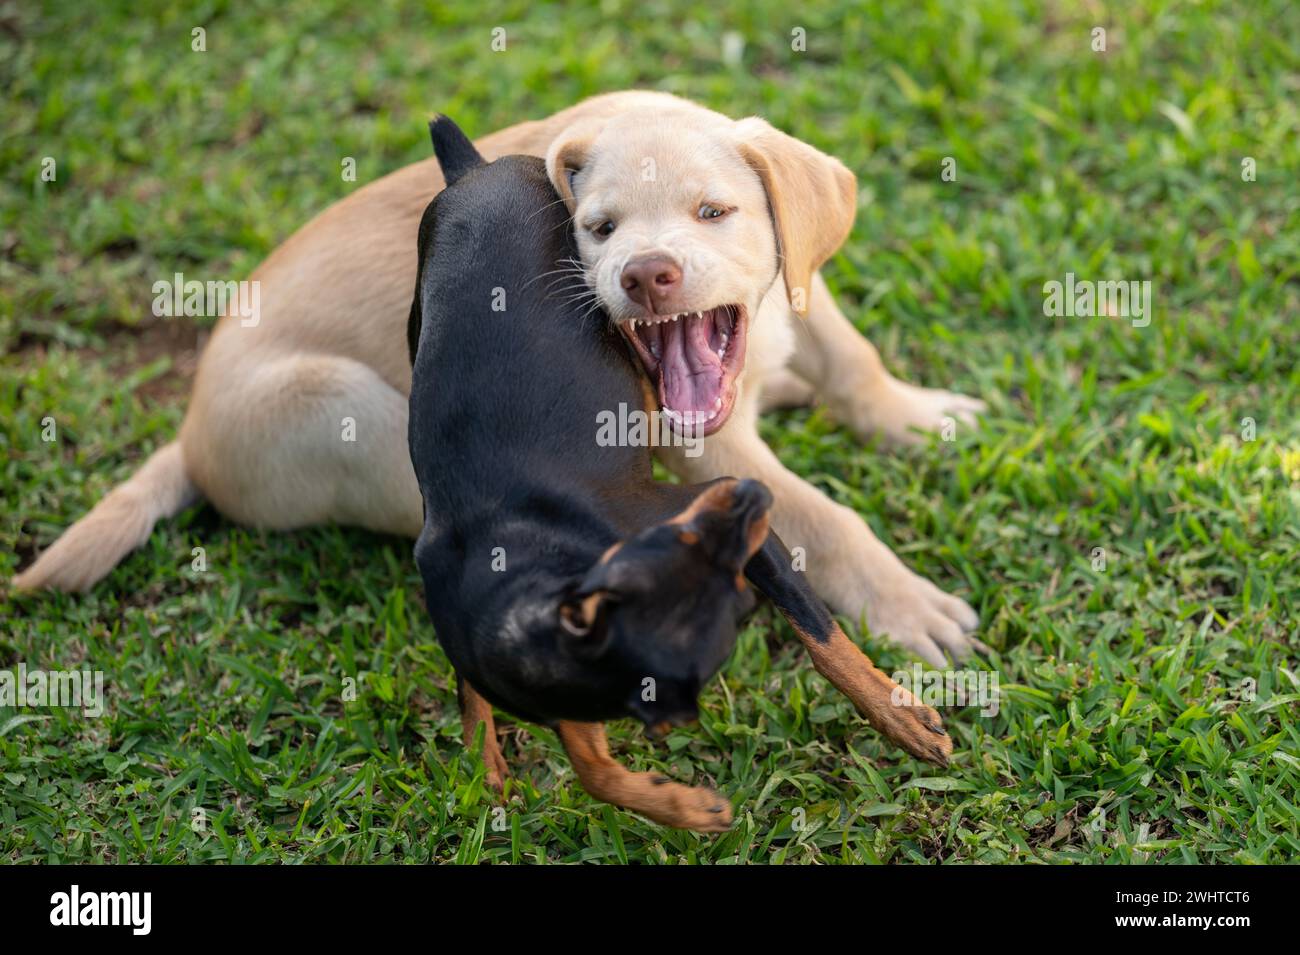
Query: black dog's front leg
[[744, 536, 953, 766]]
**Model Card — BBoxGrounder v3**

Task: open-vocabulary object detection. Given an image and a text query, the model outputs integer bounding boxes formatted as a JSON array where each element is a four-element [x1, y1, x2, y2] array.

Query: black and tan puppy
[[408, 117, 951, 832]]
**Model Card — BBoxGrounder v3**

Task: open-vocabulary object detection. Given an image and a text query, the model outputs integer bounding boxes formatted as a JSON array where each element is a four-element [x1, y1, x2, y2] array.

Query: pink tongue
[[659, 314, 723, 414]]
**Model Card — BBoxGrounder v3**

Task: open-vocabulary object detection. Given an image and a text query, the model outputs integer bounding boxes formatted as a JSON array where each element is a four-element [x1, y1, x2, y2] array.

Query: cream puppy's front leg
[[791, 272, 987, 446], [659, 396, 981, 666]]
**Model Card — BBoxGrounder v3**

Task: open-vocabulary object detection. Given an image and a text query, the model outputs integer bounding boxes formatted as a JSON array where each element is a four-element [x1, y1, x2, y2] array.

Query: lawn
[[2, 0, 1297, 863]]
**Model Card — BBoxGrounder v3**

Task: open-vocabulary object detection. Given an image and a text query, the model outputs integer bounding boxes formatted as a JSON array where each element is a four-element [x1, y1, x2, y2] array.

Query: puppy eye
[[698, 203, 729, 221], [592, 220, 616, 239]]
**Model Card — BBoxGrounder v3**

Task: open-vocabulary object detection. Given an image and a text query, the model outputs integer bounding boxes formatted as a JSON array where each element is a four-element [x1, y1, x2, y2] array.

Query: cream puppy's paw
[[855, 376, 987, 447], [860, 567, 985, 667]]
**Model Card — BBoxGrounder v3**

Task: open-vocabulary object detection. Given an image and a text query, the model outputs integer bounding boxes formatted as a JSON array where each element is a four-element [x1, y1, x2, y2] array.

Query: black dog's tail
[[429, 115, 485, 186], [409, 115, 489, 365]]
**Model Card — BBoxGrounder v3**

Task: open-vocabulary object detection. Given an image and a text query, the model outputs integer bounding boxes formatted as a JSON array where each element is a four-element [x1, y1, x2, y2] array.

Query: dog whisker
[[523, 195, 573, 226], [524, 265, 589, 291]]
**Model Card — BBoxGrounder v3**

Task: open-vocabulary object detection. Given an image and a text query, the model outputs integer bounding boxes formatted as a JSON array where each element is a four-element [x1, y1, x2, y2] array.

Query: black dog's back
[[409, 156, 649, 501]]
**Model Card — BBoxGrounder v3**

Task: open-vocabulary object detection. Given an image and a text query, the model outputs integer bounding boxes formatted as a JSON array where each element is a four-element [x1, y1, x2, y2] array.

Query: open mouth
[[618, 305, 747, 436]]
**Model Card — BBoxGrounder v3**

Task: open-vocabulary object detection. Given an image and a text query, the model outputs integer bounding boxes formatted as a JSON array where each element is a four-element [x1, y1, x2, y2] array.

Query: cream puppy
[[546, 96, 986, 663], [15, 91, 986, 664]]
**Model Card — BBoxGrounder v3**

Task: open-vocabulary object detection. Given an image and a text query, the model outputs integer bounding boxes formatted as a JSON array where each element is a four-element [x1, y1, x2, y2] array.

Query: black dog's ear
[[429, 115, 485, 186], [670, 478, 773, 571], [558, 587, 618, 660], [558, 589, 613, 639], [557, 550, 628, 648]]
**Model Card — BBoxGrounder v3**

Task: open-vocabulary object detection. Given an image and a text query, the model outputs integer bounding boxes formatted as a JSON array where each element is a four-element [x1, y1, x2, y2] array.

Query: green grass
[[2, 0, 1298, 863]]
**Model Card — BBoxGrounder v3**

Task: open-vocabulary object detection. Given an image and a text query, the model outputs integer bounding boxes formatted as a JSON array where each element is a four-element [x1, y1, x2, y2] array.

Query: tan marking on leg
[[794, 622, 953, 766], [460, 681, 509, 792], [556, 721, 732, 832]]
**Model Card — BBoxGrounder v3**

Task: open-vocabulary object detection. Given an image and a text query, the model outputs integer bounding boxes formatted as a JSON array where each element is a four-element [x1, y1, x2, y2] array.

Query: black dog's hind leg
[[744, 536, 953, 766], [457, 674, 510, 792]]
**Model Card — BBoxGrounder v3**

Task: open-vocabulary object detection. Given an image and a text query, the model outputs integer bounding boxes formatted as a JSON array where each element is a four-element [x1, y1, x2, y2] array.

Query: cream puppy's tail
[[13, 441, 199, 592]]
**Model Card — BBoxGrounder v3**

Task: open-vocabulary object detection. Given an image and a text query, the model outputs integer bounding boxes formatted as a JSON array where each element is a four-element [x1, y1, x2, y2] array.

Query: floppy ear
[[545, 125, 597, 213], [558, 589, 612, 638], [429, 114, 485, 186], [670, 478, 772, 570], [557, 547, 624, 642], [732, 117, 857, 316]]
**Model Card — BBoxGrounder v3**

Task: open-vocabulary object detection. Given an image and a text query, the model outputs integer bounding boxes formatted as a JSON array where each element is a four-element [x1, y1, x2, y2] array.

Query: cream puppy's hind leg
[[790, 272, 987, 446], [182, 353, 422, 539]]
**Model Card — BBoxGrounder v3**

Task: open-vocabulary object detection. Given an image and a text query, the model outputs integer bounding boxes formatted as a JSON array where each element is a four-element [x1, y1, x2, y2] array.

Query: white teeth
[[634, 310, 737, 329], [662, 406, 720, 427]]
